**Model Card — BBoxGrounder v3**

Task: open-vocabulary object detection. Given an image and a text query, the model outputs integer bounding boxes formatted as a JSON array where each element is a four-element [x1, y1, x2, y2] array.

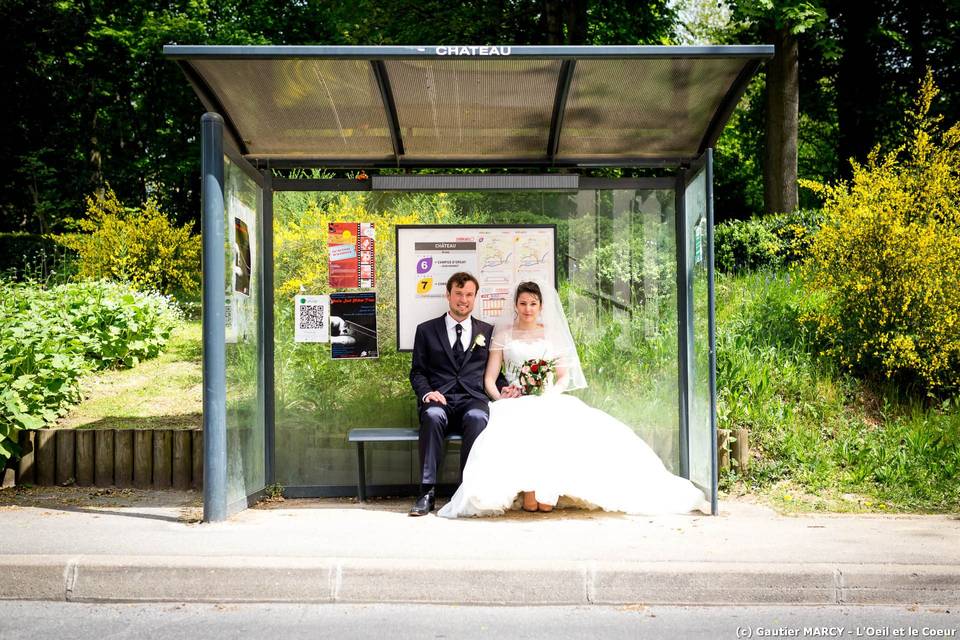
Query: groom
[[408, 272, 516, 516]]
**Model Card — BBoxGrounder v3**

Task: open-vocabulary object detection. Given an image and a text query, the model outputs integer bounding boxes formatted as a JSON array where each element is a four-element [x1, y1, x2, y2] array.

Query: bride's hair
[[514, 281, 542, 304]]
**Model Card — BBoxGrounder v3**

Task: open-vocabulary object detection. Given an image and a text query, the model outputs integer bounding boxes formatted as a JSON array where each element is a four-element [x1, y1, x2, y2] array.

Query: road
[[1, 602, 956, 639]]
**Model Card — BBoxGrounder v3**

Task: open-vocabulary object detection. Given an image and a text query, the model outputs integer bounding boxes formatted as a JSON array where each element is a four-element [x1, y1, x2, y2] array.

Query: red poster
[[328, 222, 375, 289]]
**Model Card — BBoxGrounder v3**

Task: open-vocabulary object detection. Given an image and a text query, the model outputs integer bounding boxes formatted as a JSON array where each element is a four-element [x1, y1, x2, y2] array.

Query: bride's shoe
[[537, 503, 554, 513]]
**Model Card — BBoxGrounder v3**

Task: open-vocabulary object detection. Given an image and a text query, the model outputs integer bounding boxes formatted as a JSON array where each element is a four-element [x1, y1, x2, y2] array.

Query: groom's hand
[[423, 391, 447, 405], [499, 386, 522, 399]]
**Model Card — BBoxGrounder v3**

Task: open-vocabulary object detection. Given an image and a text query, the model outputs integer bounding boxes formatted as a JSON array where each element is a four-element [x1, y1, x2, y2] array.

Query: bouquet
[[516, 357, 557, 396]]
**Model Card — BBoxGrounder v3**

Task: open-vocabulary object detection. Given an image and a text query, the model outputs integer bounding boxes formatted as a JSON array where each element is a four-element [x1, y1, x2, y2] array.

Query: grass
[[56, 320, 202, 430], [715, 269, 960, 513]]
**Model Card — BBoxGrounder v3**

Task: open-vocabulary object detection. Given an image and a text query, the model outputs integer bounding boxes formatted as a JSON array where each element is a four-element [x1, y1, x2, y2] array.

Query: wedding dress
[[437, 326, 711, 518]]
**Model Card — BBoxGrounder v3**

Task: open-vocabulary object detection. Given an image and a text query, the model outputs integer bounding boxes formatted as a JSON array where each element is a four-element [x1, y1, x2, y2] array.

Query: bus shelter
[[163, 45, 773, 522]]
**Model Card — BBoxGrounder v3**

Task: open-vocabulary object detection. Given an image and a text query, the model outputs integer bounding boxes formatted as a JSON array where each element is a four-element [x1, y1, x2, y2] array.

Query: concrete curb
[[2, 556, 959, 606]]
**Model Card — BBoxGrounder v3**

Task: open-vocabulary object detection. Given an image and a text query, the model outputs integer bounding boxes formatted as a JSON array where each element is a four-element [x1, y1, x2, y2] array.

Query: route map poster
[[395, 225, 556, 351], [328, 222, 375, 289]]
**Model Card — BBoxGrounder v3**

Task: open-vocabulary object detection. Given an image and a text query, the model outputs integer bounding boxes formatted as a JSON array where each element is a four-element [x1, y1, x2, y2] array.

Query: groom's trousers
[[418, 390, 489, 486]]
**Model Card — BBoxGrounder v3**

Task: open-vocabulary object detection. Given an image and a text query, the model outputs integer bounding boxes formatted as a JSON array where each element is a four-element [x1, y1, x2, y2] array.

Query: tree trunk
[[542, 0, 564, 44], [763, 25, 799, 215]]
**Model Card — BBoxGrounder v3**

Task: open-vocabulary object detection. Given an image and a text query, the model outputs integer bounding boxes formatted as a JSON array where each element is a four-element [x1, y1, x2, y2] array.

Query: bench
[[347, 428, 462, 502]]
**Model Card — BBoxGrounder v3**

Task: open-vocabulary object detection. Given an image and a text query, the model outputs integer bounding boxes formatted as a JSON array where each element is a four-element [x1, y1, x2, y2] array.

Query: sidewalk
[[1, 488, 958, 606]]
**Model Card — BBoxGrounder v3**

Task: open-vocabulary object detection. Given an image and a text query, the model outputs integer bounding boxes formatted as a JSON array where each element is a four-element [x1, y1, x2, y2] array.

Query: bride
[[437, 280, 711, 518]]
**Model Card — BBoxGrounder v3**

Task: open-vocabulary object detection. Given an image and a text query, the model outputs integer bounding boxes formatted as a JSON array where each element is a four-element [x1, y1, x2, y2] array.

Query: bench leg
[[356, 442, 367, 502]]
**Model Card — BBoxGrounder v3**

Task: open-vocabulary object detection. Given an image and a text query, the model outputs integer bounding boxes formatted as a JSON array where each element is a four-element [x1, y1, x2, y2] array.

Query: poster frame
[[394, 224, 558, 353]]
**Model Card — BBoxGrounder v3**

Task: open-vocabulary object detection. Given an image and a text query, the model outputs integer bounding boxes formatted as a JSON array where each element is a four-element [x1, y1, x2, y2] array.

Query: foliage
[[1, 0, 678, 234], [0, 233, 76, 282], [56, 187, 201, 300], [0, 279, 181, 466], [717, 270, 960, 511], [800, 72, 960, 395], [715, 208, 822, 273]]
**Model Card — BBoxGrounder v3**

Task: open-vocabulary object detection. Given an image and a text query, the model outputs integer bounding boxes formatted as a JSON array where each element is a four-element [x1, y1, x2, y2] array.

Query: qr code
[[299, 305, 326, 330]]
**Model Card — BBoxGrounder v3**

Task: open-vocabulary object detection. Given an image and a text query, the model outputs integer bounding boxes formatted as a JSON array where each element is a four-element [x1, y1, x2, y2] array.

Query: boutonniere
[[470, 333, 486, 351]]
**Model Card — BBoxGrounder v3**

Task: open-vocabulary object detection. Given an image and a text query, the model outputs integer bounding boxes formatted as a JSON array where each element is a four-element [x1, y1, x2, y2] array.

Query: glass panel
[[273, 188, 679, 488], [558, 58, 745, 159], [385, 59, 561, 159], [685, 168, 712, 491], [224, 156, 265, 505], [194, 60, 394, 159]]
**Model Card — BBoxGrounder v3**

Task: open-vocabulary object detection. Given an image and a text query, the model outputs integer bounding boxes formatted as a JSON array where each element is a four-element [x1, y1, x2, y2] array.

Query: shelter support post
[[261, 169, 276, 486], [201, 113, 228, 522], [675, 170, 691, 479], [706, 148, 719, 515]]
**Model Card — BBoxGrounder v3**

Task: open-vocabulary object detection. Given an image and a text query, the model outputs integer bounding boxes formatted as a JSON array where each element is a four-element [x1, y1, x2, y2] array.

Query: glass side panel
[[685, 168, 712, 492], [273, 189, 680, 488], [224, 156, 265, 505]]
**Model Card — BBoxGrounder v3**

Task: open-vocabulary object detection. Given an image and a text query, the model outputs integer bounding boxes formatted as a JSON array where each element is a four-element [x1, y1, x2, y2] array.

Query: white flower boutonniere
[[472, 334, 486, 350]]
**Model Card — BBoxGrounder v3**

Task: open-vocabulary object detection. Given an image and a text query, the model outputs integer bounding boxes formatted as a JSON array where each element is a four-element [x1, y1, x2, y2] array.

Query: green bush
[[0, 279, 181, 466], [55, 187, 201, 300], [715, 209, 823, 273], [800, 71, 960, 395]]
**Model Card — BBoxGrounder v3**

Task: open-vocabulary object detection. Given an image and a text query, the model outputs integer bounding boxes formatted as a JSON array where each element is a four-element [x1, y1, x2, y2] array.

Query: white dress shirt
[[422, 314, 473, 403], [444, 312, 472, 351]]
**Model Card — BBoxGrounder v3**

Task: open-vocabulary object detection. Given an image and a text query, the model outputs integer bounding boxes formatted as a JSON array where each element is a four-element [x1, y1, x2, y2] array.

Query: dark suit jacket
[[410, 314, 504, 405]]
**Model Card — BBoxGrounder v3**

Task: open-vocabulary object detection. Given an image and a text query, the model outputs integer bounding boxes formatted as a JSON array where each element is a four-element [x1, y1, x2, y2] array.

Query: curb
[[2, 556, 959, 606]]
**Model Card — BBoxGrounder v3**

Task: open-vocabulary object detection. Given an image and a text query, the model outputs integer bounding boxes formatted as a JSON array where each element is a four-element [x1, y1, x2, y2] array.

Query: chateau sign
[[435, 46, 512, 56]]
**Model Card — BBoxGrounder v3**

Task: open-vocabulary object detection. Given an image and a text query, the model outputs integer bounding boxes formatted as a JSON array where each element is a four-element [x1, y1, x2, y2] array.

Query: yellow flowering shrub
[[56, 187, 200, 299], [800, 71, 960, 395]]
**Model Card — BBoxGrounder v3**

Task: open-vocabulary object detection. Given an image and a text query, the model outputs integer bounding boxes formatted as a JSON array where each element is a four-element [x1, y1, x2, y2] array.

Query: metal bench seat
[[347, 428, 462, 501]]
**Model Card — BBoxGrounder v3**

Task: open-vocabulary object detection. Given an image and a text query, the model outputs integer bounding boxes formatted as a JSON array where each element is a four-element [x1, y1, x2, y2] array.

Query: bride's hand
[[499, 385, 522, 399]]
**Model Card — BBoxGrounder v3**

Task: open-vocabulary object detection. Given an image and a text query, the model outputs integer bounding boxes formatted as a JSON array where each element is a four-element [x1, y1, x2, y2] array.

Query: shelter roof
[[164, 45, 773, 168]]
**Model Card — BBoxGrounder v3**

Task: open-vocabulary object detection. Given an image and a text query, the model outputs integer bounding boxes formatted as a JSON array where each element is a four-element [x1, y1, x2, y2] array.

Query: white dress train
[[437, 335, 711, 518]]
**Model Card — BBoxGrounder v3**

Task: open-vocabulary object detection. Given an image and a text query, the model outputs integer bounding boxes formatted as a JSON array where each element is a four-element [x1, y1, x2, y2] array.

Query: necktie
[[454, 323, 465, 366]]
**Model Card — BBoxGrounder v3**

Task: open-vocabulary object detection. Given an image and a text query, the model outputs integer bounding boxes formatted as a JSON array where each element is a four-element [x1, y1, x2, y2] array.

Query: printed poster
[[329, 222, 375, 289], [294, 295, 330, 343], [330, 292, 379, 359], [233, 217, 252, 296], [226, 194, 257, 344]]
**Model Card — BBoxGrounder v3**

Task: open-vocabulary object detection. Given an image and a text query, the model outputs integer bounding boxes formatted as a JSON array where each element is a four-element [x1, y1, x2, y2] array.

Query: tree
[[728, 1, 827, 216], [1, 0, 678, 234]]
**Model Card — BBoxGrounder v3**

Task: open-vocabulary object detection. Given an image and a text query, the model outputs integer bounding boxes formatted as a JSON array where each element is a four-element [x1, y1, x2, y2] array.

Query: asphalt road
[[2, 602, 956, 640]]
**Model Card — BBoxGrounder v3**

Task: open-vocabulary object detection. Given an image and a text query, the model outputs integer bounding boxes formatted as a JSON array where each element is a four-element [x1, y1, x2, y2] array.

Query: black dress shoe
[[409, 492, 436, 517]]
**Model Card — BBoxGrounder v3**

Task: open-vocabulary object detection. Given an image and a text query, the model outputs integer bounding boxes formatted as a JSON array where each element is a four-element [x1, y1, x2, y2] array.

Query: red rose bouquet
[[517, 357, 558, 396]]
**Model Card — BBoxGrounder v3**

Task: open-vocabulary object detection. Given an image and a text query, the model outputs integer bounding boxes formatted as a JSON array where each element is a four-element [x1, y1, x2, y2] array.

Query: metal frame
[[206, 159, 721, 517], [371, 61, 405, 161], [547, 60, 576, 163], [201, 114, 227, 522], [251, 157, 695, 170], [705, 149, 719, 516], [674, 170, 690, 480], [261, 169, 276, 487], [186, 44, 770, 520], [165, 44, 774, 60]]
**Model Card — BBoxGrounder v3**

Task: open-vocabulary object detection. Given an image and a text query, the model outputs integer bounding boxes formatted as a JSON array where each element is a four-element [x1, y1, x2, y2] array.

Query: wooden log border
[[9, 429, 203, 490], [715, 427, 750, 474]]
